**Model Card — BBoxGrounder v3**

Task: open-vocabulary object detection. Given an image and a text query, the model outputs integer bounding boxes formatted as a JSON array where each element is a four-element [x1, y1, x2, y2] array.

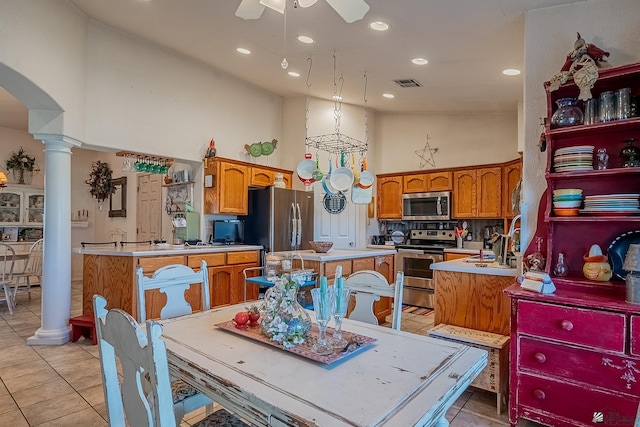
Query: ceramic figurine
[[582, 244, 612, 281]]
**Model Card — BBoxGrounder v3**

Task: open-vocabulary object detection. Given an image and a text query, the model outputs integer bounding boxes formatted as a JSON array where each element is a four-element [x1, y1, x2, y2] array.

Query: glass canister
[[616, 87, 631, 120], [551, 97, 584, 128], [265, 252, 283, 282], [599, 91, 616, 122]]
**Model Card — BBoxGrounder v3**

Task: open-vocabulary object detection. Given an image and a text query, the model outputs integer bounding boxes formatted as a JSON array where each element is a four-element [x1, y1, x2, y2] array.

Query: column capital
[[32, 133, 82, 152]]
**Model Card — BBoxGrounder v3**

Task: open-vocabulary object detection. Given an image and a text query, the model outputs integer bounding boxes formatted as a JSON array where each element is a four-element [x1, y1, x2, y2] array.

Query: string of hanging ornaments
[[305, 52, 368, 156]]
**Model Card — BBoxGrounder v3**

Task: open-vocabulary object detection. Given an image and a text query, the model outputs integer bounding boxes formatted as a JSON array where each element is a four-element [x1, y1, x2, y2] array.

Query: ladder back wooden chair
[[12, 238, 43, 301], [93, 295, 248, 427], [344, 270, 404, 330], [0, 243, 16, 315]]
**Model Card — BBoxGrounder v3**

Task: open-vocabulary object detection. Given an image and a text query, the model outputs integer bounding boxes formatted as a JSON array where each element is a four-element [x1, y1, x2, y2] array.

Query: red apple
[[234, 311, 249, 329]]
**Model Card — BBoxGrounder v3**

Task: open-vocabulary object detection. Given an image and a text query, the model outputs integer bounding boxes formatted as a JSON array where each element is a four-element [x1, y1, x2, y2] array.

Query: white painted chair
[[344, 270, 404, 330], [0, 243, 16, 315], [136, 260, 210, 323], [12, 238, 42, 301], [136, 261, 214, 424], [93, 295, 248, 427]]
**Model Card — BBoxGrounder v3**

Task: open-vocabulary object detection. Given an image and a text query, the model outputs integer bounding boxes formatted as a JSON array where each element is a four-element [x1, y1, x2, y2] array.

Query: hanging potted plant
[[5, 147, 37, 185], [85, 160, 116, 202]]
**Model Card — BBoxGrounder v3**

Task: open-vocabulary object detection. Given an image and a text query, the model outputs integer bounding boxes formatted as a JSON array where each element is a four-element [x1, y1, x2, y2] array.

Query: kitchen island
[[74, 244, 262, 320], [276, 248, 397, 323]]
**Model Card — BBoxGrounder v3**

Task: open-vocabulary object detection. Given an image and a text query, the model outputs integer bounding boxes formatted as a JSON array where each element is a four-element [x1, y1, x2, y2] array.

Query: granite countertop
[[72, 244, 263, 256], [444, 248, 494, 255], [431, 257, 518, 277], [274, 248, 397, 261]]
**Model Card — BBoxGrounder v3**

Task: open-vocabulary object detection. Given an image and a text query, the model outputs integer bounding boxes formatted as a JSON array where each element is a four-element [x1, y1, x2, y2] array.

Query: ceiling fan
[[235, 0, 370, 24]]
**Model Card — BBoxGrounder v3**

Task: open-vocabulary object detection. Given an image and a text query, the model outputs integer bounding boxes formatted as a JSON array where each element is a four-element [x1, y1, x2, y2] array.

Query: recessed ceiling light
[[332, 95, 343, 101], [297, 35, 314, 44], [288, 71, 300, 77], [369, 21, 389, 31], [412, 58, 428, 65], [383, 93, 395, 99], [236, 47, 251, 55], [502, 68, 521, 76]]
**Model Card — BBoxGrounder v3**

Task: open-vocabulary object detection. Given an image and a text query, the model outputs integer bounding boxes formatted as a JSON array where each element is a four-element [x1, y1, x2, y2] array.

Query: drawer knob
[[534, 352, 546, 363], [533, 389, 546, 400], [560, 320, 573, 331]]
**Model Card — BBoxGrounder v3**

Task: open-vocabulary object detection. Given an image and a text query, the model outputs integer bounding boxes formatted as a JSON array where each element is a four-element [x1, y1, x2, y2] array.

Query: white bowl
[[553, 200, 582, 208]]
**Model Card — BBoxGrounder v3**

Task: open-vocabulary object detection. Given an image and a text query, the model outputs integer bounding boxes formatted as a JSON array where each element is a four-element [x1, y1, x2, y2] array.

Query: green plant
[[85, 160, 116, 201], [6, 147, 36, 172]]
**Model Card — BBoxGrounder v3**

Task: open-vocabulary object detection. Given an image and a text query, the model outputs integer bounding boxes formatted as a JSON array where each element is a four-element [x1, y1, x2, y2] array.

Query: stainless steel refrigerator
[[244, 187, 314, 253]]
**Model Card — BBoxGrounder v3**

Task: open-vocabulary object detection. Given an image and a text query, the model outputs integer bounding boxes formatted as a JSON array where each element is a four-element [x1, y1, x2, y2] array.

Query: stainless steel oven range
[[395, 228, 456, 308]]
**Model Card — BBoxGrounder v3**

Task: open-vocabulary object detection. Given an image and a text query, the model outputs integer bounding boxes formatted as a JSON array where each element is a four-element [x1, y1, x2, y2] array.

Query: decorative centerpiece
[[5, 147, 37, 184], [260, 275, 312, 349]]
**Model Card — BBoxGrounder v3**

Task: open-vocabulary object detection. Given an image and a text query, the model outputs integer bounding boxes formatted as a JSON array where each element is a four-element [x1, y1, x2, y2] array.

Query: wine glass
[[329, 287, 351, 348], [310, 287, 335, 355]]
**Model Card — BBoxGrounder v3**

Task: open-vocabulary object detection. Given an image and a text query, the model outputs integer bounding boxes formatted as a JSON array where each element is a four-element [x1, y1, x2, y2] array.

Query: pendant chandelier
[[305, 52, 368, 156]]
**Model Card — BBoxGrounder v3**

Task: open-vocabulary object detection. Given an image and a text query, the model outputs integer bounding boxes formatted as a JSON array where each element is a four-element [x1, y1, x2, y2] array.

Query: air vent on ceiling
[[393, 78, 422, 88]]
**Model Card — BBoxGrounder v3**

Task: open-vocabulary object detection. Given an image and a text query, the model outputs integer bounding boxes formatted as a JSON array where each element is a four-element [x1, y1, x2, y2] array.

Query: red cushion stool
[[69, 314, 97, 345]]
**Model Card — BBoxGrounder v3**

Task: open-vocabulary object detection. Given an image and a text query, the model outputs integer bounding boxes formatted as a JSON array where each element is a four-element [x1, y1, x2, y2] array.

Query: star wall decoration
[[415, 134, 439, 168]]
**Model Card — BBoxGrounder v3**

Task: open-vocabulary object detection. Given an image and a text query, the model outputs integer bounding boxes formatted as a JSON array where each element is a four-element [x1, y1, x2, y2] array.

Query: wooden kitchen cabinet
[[376, 176, 403, 219], [204, 157, 294, 214], [502, 158, 522, 218], [452, 167, 502, 218], [250, 166, 274, 187], [204, 159, 250, 214], [403, 171, 452, 194]]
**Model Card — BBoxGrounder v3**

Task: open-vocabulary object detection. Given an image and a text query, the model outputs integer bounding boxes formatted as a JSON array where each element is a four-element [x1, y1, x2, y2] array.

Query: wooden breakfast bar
[[73, 244, 262, 321]]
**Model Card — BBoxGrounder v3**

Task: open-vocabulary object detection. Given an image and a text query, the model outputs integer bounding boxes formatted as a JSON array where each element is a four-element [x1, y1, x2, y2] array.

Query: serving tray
[[216, 320, 376, 365]]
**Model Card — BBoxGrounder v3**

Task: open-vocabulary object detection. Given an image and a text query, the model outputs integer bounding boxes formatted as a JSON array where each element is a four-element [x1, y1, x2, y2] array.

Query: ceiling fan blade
[[297, 0, 318, 7], [325, 0, 369, 23], [259, 0, 286, 14], [235, 0, 265, 20]]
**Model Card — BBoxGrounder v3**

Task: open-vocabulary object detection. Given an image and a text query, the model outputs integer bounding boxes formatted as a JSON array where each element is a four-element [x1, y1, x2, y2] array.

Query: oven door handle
[[397, 248, 426, 254]]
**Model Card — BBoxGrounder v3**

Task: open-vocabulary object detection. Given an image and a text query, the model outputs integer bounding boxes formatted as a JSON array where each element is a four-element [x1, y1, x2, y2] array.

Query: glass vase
[[260, 278, 312, 349], [551, 97, 583, 128]]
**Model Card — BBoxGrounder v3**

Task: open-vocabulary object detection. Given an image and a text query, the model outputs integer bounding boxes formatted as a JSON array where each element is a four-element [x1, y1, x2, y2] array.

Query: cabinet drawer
[[518, 373, 638, 426], [519, 336, 640, 396], [137, 256, 186, 274], [324, 260, 352, 279], [631, 315, 640, 357], [352, 257, 374, 272], [518, 300, 626, 352], [226, 250, 259, 265], [186, 253, 226, 269]]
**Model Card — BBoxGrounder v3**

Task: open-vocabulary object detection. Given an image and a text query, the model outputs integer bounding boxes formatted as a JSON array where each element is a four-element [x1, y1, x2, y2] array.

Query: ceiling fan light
[[259, 0, 286, 14], [297, 0, 318, 7]]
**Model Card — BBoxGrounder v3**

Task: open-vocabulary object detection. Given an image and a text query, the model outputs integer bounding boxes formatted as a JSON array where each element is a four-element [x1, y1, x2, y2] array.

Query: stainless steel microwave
[[402, 191, 451, 221]]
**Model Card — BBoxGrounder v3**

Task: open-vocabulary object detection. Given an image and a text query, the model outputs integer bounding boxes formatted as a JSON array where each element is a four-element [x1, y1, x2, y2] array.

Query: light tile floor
[[0, 283, 542, 426]]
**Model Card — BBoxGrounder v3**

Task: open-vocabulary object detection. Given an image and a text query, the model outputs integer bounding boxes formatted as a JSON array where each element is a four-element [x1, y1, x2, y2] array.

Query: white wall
[[375, 112, 519, 174], [521, 0, 640, 251]]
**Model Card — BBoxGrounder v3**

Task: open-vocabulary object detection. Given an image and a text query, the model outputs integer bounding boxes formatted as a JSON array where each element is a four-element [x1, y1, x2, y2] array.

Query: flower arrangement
[[260, 275, 312, 349], [85, 160, 116, 201], [6, 147, 37, 184]]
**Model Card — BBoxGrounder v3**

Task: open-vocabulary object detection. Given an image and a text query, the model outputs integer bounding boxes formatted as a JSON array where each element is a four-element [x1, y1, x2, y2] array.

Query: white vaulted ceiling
[[0, 0, 585, 130]]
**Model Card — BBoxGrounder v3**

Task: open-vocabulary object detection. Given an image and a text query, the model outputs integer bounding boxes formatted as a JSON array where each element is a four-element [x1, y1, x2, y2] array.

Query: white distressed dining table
[[159, 304, 487, 427]]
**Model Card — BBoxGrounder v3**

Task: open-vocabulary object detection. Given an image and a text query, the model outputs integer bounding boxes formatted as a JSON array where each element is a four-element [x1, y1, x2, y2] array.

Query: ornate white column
[[27, 135, 80, 345]]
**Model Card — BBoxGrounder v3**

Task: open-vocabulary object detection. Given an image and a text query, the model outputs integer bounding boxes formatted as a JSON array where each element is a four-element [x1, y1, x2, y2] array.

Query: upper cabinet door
[[476, 167, 502, 218], [452, 170, 477, 218], [502, 160, 522, 218], [24, 190, 44, 226], [426, 171, 453, 192], [376, 176, 403, 219], [402, 174, 428, 193], [218, 162, 250, 214], [0, 189, 24, 226], [250, 167, 274, 187]]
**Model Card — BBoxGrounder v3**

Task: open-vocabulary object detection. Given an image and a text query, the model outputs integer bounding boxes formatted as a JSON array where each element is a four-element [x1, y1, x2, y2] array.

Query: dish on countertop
[[391, 231, 405, 244], [608, 230, 640, 281]]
